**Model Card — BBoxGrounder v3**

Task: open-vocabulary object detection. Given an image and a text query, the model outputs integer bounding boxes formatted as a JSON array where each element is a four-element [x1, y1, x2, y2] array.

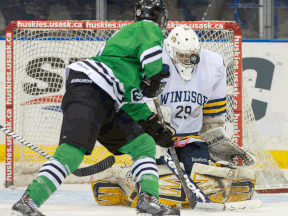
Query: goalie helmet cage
[[5, 20, 288, 192]]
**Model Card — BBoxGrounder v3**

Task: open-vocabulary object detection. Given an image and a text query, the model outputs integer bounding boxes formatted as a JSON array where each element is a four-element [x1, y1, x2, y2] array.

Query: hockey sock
[[140, 174, 159, 198], [132, 157, 159, 198], [118, 134, 159, 198], [27, 143, 86, 207]]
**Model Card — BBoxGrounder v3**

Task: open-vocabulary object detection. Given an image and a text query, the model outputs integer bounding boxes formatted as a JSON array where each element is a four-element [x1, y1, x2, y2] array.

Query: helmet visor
[[174, 48, 194, 67], [176, 52, 192, 65]]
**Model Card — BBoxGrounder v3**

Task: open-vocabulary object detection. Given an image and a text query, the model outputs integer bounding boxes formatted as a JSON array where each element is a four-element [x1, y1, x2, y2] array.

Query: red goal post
[[5, 20, 243, 188]]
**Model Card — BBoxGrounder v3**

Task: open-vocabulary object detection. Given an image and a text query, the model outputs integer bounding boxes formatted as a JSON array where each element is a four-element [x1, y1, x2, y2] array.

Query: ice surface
[[1, 163, 288, 216]]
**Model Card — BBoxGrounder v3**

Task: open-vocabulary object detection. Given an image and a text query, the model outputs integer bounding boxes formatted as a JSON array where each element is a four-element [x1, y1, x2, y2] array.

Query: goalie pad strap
[[191, 163, 236, 179], [235, 167, 256, 180]]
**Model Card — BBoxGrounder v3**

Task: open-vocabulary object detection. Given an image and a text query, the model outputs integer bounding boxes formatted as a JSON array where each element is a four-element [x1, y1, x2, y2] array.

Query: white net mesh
[[242, 84, 288, 191], [6, 21, 288, 190]]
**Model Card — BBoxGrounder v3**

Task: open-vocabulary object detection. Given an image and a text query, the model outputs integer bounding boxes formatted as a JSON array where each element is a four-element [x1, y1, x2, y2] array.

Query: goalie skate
[[10, 192, 45, 216]]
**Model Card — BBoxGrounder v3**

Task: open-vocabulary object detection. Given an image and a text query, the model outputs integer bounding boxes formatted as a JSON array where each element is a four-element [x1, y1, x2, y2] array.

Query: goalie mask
[[135, 0, 168, 31], [165, 25, 201, 80]]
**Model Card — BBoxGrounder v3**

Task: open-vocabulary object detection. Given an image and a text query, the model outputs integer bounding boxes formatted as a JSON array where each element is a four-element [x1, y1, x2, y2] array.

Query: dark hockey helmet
[[135, 0, 168, 30]]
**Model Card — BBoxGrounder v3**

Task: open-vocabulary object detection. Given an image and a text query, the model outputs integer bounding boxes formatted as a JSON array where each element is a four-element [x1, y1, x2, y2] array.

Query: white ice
[[1, 163, 288, 216]]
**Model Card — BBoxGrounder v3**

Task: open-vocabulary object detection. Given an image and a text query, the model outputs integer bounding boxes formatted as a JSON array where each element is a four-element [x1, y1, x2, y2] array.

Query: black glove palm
[[138, 114, 175, 148]]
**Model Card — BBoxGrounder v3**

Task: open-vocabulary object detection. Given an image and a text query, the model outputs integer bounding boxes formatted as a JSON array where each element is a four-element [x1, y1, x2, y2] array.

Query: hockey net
[[5, 20, 288, 191]]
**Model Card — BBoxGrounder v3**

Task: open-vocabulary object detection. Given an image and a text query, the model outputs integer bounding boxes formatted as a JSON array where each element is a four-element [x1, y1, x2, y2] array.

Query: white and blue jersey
[[158, 47, 226, 145]]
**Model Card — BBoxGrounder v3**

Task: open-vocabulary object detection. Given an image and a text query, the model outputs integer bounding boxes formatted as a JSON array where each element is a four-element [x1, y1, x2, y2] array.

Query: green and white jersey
[[66, 20, 164, 109]]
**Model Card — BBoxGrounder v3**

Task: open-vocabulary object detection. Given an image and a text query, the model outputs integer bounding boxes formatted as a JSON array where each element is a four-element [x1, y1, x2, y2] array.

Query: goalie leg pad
[[189, 163, 235, 204], [91, 166, 138, 207], [227, 167, 257, 202], [92, 179, 137, 207], [91, 163, 253, 208], [92, 179, 138, 207], [91, 164, 188, 208]]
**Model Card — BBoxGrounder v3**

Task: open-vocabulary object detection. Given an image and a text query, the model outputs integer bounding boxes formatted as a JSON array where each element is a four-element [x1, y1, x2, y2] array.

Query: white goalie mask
[[165, 25, 201, 80]]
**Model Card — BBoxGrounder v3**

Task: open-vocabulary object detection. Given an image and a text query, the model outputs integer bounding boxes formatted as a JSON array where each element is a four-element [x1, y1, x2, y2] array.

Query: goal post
[[5, 20, 288, 193]]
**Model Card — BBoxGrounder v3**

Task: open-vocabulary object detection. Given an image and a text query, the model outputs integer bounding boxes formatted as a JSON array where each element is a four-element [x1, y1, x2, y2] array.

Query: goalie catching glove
[[201, 127, 256, 166], [138, 113, 175, 148]]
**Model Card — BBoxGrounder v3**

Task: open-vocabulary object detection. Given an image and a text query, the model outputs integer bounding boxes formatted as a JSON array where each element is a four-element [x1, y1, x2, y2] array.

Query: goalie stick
[[153, 98, 198, 209], [0, 125, 115, 177], [152, 99, 262, 211]]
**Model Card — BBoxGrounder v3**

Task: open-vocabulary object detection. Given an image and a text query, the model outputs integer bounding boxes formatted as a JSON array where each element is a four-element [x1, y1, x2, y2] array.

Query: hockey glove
[[138, 113, 175, 148], [140, 70, 170, 98], [201, 127, 256, 166]]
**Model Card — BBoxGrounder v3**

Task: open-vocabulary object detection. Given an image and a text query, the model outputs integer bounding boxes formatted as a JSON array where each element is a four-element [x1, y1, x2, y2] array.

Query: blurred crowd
[[0, 0, 288, 39]]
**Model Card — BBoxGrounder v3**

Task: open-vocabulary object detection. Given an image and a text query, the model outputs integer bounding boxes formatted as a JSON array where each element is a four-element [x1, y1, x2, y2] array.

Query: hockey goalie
[[91, 25, 257, 208]]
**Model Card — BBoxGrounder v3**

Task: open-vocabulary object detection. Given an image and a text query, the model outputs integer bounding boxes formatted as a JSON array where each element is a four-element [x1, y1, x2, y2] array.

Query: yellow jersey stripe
[[204, 100, 226, 108], [203, 106, 226, 114]]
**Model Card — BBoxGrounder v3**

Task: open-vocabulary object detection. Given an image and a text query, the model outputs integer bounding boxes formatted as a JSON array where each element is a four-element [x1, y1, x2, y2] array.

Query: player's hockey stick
[[161, 151, 262, 211], [152, 99, 262, 211], [152, 98, 198, 209], [73, 155, 115, 176], [0, 125, 115, 177]]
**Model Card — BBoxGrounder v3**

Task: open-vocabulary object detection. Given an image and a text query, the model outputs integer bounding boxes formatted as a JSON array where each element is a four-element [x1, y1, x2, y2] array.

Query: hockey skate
[[136, 183, 180, 216], [10, 192, 45, 216]]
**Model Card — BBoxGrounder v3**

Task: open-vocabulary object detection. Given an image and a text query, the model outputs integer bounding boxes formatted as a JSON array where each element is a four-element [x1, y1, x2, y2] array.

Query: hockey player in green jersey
[[10, 0, 180, 216]]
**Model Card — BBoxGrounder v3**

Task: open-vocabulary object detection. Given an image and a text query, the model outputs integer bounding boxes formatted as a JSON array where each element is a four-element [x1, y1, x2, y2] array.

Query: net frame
[[4, 20, 287, 193]]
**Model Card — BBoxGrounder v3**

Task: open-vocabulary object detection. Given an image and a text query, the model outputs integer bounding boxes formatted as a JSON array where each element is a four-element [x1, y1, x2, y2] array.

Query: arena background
[[0, 0, 288, 168]]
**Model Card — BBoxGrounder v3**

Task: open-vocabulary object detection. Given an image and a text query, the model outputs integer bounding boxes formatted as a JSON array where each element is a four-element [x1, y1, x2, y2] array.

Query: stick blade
[[195, 202, 225, 211], [225, 199, 262, 211], [73, 156, 115, 177]]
